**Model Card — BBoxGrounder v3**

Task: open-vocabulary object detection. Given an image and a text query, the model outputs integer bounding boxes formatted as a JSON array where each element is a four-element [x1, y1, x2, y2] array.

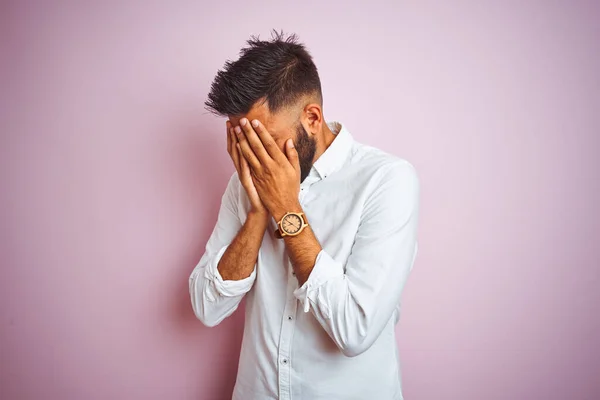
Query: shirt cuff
[[293, 249, 344, 314], [204, 244, 257, 298]]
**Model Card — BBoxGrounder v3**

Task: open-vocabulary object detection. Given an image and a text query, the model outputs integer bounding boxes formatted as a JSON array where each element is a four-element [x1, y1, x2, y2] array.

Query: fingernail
[[234, 126, 242, 134], [240, 118, 247, 126], [251, 119, 259, 128]]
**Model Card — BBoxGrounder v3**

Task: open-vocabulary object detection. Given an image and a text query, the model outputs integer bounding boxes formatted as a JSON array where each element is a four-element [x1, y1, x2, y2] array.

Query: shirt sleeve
[[189, 172, 257, 327], [203, 243, 257, 298], [293, 161, 419, 357]]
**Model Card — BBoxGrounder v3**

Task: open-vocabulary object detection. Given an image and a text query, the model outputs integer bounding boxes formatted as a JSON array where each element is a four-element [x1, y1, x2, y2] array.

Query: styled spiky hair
[[205, 30, 322, 116]]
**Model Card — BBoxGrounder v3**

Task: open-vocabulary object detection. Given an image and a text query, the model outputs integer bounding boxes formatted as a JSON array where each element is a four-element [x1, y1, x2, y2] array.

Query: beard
[[294, 122, 317, 183]]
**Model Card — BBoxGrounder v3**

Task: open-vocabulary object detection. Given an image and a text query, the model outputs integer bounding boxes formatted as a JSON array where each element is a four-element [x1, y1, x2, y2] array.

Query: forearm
[[217, 211, 269, 280], [273, 203, 322, 286], [285, 226, 321, 285]]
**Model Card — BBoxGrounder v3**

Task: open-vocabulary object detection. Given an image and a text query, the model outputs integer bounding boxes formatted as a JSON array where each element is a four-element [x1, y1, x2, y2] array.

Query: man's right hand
[[227, 120, 270, 221]]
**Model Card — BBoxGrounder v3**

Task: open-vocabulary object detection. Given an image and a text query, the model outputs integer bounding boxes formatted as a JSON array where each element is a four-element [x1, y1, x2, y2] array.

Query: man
[[189, 31, 419, 400]]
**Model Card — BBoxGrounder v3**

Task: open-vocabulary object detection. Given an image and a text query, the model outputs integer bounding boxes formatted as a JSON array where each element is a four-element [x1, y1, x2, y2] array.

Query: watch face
[[281, 214, 303, 235]]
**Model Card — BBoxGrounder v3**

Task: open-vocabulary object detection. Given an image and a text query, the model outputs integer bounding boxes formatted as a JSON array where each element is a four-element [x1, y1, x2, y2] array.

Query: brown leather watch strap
[[274, 228, 283, 239]]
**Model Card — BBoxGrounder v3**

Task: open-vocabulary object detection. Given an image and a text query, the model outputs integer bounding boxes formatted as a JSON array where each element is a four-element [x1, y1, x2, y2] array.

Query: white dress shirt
[[189, 121, 419, 400]]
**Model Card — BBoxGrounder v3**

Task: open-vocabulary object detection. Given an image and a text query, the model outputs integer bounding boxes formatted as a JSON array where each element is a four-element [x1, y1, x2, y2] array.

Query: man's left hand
[[234, 118, 302, 221]]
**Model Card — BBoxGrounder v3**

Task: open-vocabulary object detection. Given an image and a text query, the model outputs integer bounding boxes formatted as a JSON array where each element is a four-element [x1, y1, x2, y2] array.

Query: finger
[[237, 143, 251, 178], [226, 120, 232, 155], [286, 138, 301, 176], [234, 125, 261, 171], [250, 119, 287, 164], [239, 118, 272, 164], [230, 128, 241, 172]]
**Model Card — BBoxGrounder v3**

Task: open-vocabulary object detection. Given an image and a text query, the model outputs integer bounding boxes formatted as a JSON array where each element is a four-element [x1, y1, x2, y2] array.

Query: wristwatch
[[274, 211, 309, 239]]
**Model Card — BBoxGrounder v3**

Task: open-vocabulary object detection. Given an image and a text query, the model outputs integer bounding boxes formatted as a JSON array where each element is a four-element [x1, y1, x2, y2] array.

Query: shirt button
[[288, 315, 293, 321], [282, 358, 288, 365], [292, 271, 296, 276]]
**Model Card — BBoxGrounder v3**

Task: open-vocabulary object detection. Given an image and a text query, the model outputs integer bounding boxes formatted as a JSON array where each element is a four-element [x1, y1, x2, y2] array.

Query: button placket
[[277, 278, 298, 400], [298, 187, 307, 202], [278, 178, 313, 400]]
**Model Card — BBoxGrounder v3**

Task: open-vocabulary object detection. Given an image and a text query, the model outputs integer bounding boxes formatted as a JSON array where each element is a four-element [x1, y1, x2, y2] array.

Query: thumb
[[286, 138, 300, 173]]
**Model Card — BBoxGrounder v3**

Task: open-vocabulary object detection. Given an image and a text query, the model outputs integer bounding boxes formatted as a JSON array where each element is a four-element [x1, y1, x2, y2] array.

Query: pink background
[[1, 1, 599, 399]]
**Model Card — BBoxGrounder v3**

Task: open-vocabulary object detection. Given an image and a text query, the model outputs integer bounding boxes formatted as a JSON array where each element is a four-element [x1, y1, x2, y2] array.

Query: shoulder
[[224, 171, 255, 215], [222, 171, 242, 206], [350, 144, 419, 223], [349, 141, 419, 191], [226, 170, 242, 191]]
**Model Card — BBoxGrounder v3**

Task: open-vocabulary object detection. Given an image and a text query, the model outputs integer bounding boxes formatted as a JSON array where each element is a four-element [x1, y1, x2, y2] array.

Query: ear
[[303, 103, 323, 135], [227, 114, 241, 127]]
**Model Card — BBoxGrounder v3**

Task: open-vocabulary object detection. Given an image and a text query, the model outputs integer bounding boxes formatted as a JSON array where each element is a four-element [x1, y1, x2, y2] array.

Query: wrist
[[247, 209, 270, 228], [272, 201, 302, 222]]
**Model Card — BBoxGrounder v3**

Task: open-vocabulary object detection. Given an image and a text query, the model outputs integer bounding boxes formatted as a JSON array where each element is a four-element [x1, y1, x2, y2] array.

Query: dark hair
[[205, 30, 322, 117]]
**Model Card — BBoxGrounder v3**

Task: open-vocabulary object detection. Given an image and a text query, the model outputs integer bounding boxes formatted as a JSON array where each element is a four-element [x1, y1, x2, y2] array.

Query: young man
[[189, 31, 419, 400]]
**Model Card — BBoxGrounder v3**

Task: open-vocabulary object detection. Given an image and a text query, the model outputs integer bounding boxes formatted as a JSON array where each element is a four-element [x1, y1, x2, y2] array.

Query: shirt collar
[[310, 121, 354, 180]]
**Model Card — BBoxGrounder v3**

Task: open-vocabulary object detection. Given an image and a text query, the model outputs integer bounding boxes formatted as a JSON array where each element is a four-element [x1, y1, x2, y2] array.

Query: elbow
[[339, 338, 371, 358], [336, 327, 374, 357], [189, 279, 224, 328], [336, 314, 393, 357], [198, 315, 222, 328], [189, 259, 251, 328], [191, 300, 224, 328], [335, 318, 380, 357]]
